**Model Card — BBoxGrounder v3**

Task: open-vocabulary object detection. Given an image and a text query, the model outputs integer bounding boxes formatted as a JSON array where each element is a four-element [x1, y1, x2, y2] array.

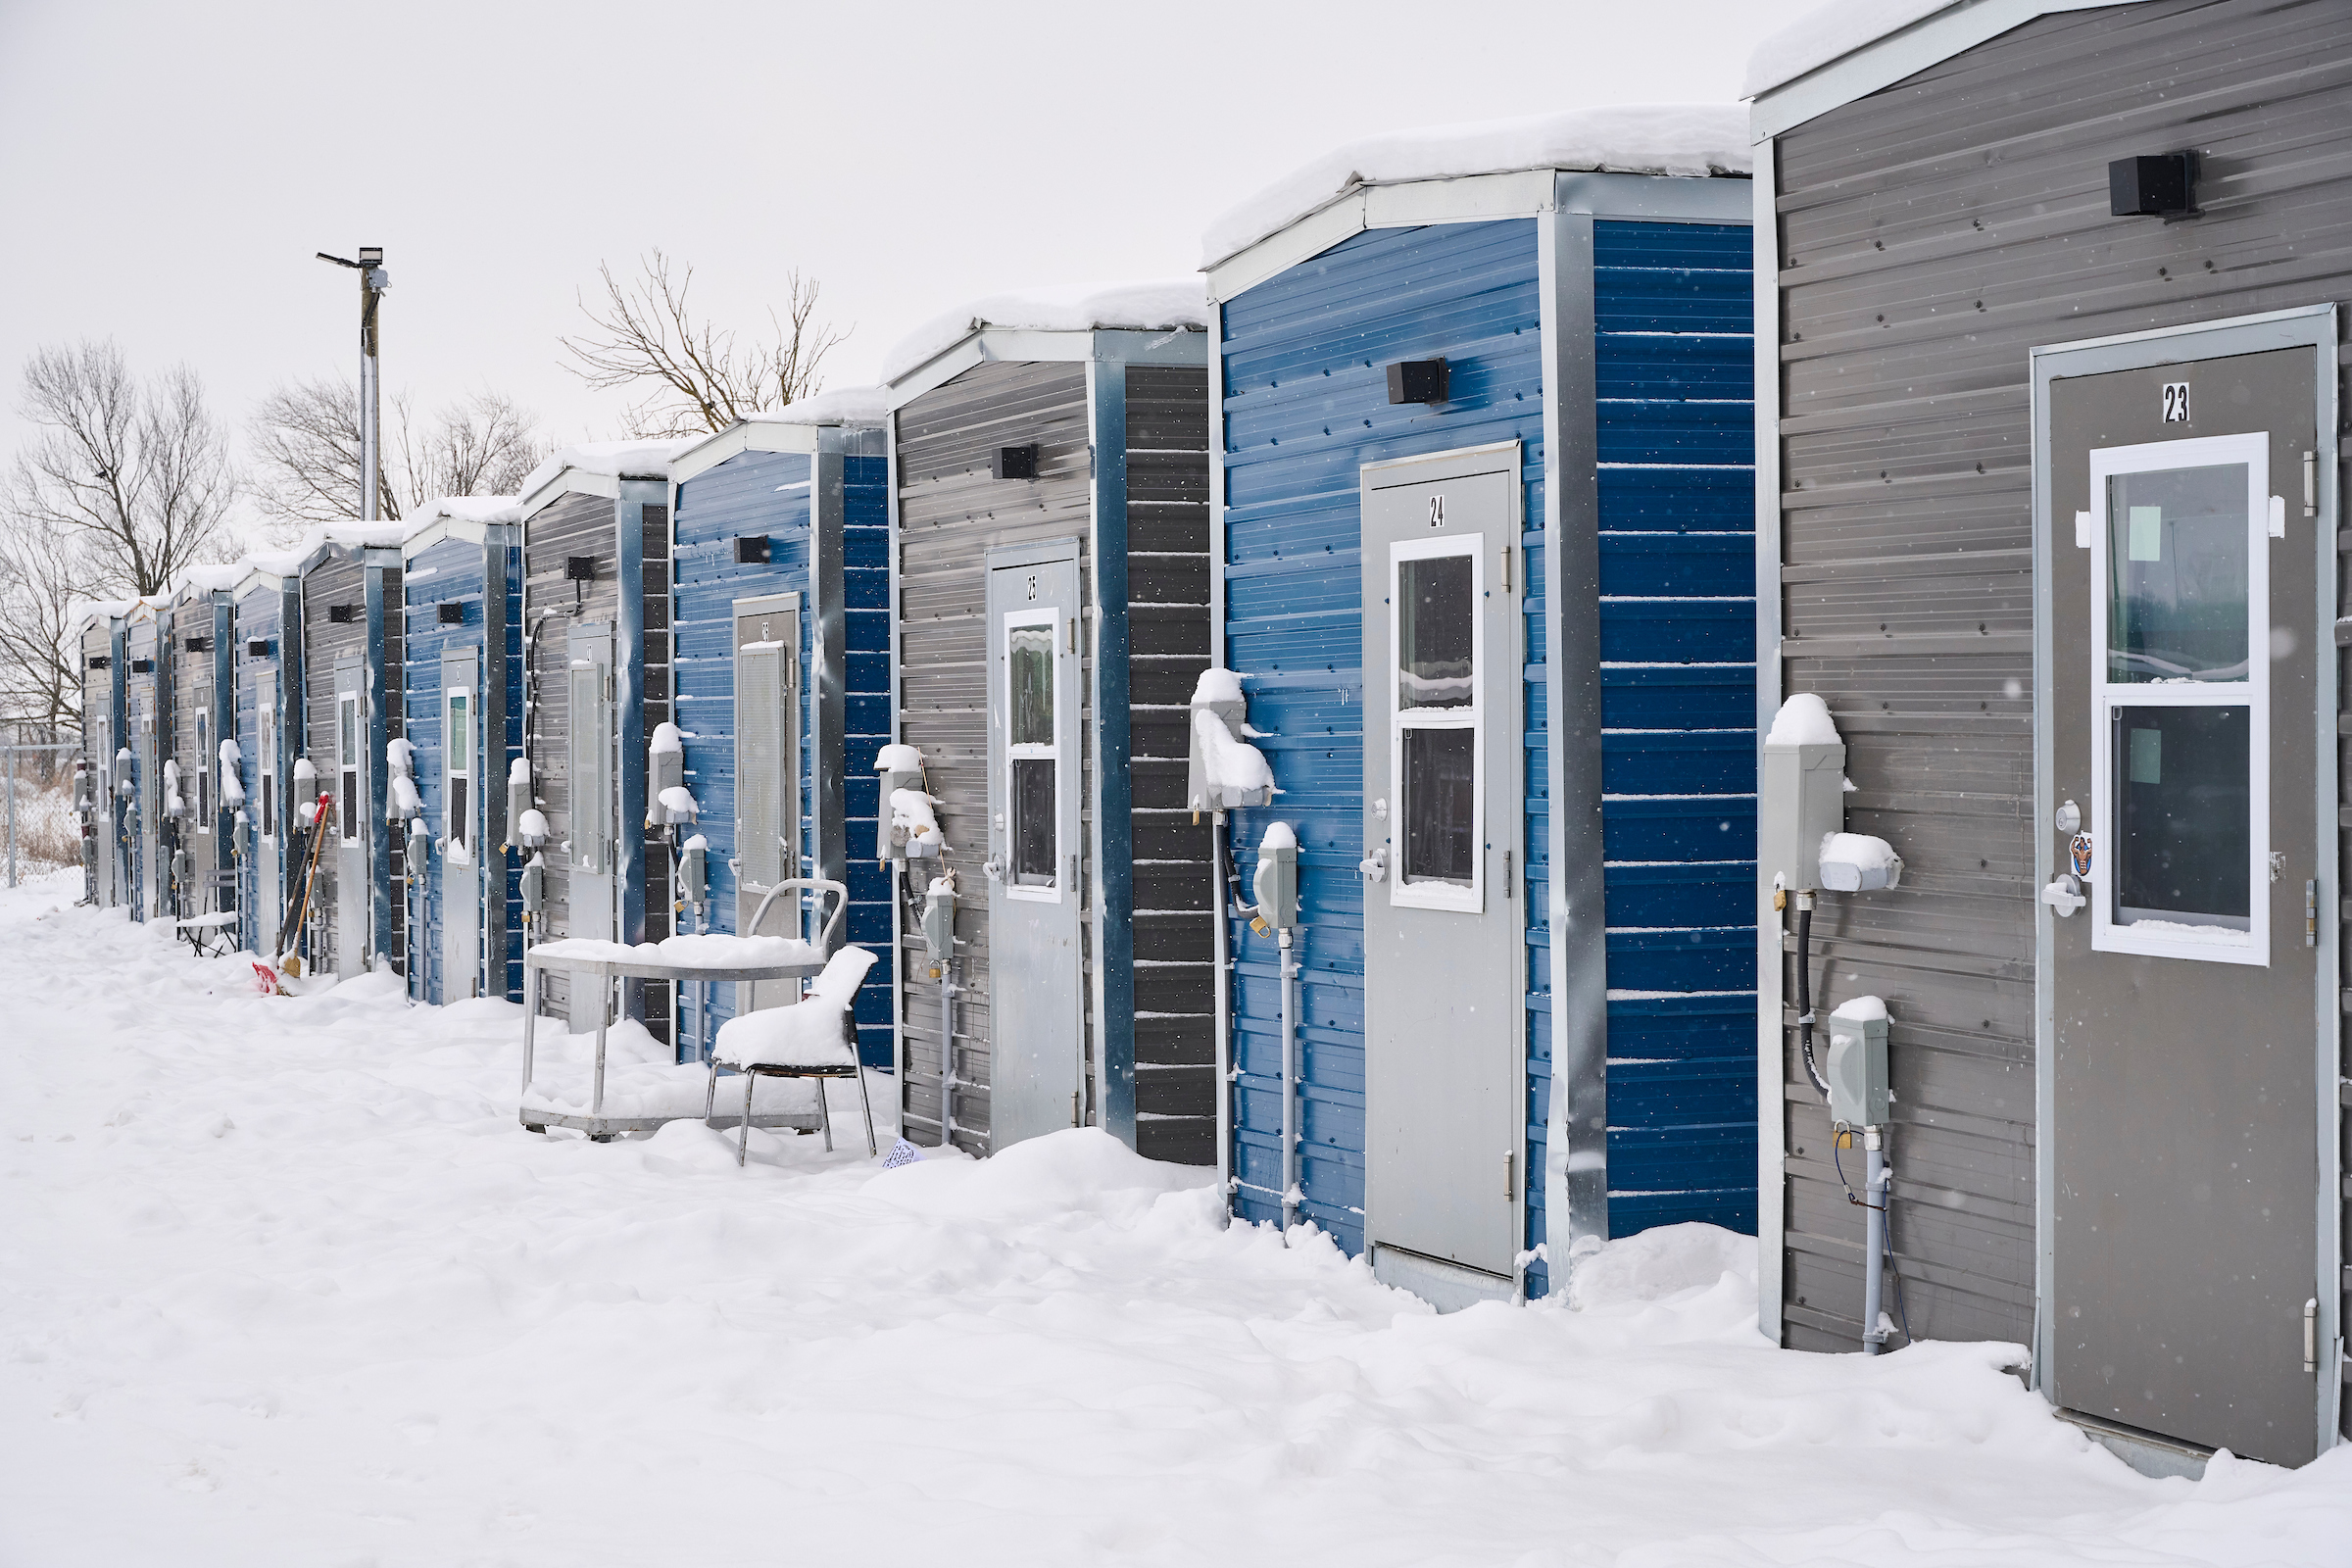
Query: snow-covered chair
[[705, 945, 879, 1165]]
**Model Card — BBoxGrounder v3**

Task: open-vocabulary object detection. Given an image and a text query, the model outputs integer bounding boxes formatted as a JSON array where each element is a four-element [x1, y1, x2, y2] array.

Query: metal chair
[[706, 944, 879, 1164]]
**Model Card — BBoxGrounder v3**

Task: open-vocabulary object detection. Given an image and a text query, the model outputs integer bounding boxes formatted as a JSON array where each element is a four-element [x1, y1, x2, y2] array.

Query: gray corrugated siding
[[895, 360, 1095, 1152], [640, 503, 672, 1037], [303, 555, 367, 969], [1126, 364, 1216, 1164], [524, 491, 623, 1025], [1770, 0, 2352, 1357]]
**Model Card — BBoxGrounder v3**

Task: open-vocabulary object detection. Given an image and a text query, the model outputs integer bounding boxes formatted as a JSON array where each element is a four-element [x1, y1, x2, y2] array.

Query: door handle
[[1359, 847, 1388, 883], [981, 858, 1002, 881], [2040, 874, 2084, 915]]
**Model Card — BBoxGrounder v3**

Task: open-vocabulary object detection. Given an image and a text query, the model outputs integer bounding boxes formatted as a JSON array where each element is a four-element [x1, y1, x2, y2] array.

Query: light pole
[[316, 247, 390, 521]]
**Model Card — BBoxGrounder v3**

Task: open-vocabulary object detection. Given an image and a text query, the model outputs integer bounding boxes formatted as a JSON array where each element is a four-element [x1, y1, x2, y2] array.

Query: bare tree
[[0, 516, 91, 738], [561, 249, 847, 438], [248, 378, 548, 536], [7, 340, 235, 597]]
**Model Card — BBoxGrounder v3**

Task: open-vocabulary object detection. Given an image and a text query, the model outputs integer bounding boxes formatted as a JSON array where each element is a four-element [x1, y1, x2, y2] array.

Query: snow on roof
[[742, 384, 891, 427], [409, 494, 524, 528], [67, 596, 153, 632], [1741, 0, 1961, 98], [1202, 103, 1751, 268], [518, 437, 701, 501], [178, 562, 248, 595], [243, 519, 413, 578], [880, 280, 1210, 384]]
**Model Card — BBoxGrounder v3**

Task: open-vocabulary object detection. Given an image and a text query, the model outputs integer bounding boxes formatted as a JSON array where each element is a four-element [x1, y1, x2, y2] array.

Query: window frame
[[1388, 530, 1487, 913], [445, 685, 471, 852], [195, 705, 211, 829], [337, 691, 361, 846], [2087, 430, 2271, 965], [1001, 605, 1064, 905], [258, 703, 275, 839]]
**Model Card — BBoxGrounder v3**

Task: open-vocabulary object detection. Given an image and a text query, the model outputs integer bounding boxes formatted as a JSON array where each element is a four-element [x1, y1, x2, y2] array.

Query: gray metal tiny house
[[1749, 0, 2348, 1467], [881, 292, 1215, 1162], [516, 444, 688, 1036]]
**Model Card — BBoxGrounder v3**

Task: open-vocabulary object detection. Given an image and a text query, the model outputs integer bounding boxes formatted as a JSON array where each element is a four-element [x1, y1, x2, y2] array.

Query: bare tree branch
[[247, 378, 549, 540], [8, 340, 234, 597], [0, 515, 91, 736], [560, 250, 848, 438]]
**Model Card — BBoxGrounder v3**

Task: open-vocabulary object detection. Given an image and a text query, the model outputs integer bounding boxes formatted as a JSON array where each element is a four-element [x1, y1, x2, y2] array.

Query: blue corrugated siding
[[497, 539, 524, 1001], [1220, 219, 1548, 1274], [674, 447, 900, 1064], [841, 453, 893, 1061], [233, 591, 278, 955], [403, 536, 488, 1005], [1593, 220, 1756, 1240]]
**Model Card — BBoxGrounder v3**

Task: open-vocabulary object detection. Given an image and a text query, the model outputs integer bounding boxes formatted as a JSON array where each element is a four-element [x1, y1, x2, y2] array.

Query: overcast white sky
[[0, 0, 1817, 538]]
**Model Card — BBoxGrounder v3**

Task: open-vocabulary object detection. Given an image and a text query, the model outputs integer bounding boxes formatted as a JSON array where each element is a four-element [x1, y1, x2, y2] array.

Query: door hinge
[[1072, 1089, 1081, 1127], [1500, 544, 1512, 592], [1503, 847, 1512, 897], [2305, 1298, 2319, 1375], [2305, 450, 2319, 518], [2308, 880, 2319, 947], [1503, 1149, 1515, 1199]]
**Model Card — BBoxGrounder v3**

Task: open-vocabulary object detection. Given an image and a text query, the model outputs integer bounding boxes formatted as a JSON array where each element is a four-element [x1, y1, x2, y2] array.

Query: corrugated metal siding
[[1594, 220, 1759, 1238], [403, 536, 487, 1004], [671, 448, 817, 1061], [1125, 364, 1217, 1164], [125, 616, 157, 918], [234, 589, 280, 951], [302, 555, 367, 967], [82, 625, 119, 908], [843, 451, 894, 1065], [1219, 219, 1547, 1260], [1770, 0, 2352, 1355], [895, 361, 1095, 1150], [523, 492, 623, 1024]]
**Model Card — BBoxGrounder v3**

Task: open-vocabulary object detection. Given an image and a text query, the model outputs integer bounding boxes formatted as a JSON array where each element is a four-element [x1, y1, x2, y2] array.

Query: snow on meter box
[[879, 281, 1214, 1165], [1202, 103, 1758, 1306]]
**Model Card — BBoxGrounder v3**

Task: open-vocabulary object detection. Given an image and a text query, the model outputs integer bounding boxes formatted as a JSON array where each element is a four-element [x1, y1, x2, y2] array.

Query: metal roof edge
[[1748, 0, 2142, 143], [882, 324, 1103, 410], [517, 466, 621, 521]]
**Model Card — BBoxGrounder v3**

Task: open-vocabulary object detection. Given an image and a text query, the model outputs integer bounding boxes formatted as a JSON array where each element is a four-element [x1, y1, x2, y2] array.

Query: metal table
[[519, 949, 825, 1138]]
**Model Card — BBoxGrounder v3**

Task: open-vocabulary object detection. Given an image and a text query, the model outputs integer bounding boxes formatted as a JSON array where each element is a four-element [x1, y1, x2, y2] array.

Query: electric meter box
[[649, 744, 685, 825], [1186, 671, 1275, 814], [1826, 1005, 1889, 1129], [1761, 738, 1846, 892], [874, 744, 925, 862], [921, 877, 956, 972], [1252, 830, 1298, 931]]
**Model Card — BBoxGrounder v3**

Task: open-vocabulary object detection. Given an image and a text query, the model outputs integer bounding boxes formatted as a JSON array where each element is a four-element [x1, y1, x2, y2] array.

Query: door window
[[258, 705, 275, 837], [338, 693, 360, 844], [2089, 433, 2269, 962], [1004, 612, 1060, 897], [196, 706, 210, 826], [446, 689, 469, 851], [1391, 535, 1485, 908]]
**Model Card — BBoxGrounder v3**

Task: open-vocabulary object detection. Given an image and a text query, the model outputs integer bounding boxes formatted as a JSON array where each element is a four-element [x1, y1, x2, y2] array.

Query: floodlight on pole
[[317, 248, 391, 523]]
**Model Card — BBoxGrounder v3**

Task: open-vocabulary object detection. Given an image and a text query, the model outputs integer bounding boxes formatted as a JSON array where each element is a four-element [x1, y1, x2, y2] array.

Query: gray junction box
[[1760, 738, 1845, 892]]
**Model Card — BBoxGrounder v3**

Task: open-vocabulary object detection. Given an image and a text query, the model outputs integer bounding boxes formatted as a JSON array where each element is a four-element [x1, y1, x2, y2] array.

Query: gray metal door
[[986, 546, 1085, 1150], [334, 657, 366, 978], [442, 647, 479, 1001], [1360, 444, 1525, 1286], [566, 623, 614, 944], [733, 594, 801, 1014], [2045, 347, 2321, 1466], [138, 707, 158, 918]]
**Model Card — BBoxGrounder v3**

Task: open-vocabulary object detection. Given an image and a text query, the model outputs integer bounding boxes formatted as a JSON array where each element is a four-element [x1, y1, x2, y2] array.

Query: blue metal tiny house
[[164, 575, 239, 924], [122, 604, 162, 922], [231, 565, 301, 960], [73, 602, 133, 912], [666, 400, 893, 1067], [881, 296, 1215, 1161], [1205, 137, 1755, 1302], [400, 503, 524, 1004], [516, 443, 691, 1036]]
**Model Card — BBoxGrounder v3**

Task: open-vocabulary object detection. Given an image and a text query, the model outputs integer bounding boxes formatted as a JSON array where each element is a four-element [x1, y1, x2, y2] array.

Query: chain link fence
[[4, 743, 84, 887]]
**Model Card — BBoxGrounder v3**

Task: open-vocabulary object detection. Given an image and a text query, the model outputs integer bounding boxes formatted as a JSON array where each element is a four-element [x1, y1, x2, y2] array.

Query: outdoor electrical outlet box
[[1253, 836, 1298, 931], [734, 536, 770, 565], [874, 749, 924, 862], [406, 821, 429, 878], [1826, 1006, 1889, 1129], [520, 858, 544, 915], [507, 770, 532, 844], [649, 746, 684, 822], [1387, 359, 1449, 405], [1187, 677, 1274, 814], [994, 444, 1040, 481], [922, 879, 956, 971], [679, 840, 708, 907], [1761, 736, 1846, 891]]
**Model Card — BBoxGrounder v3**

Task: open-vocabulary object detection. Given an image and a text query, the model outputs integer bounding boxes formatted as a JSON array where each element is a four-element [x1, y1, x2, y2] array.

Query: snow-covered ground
[[2, 872, 2345, 1566]]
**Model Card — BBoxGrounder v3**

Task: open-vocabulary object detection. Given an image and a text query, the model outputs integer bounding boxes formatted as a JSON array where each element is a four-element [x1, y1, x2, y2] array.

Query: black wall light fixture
[[734, 535, 771, 565], [1388, 358, 1449, 405], [565, 554, 597, 611], [184, 635, 212, 653], [328, 603, 359, 623], [994, 444, 1040, 480], [246, 639, 271, 658], [130, 658, 155, 673], [88, 655, 111, 671], [2109, 152, 2199, 220], [437, 602, 466, 625]]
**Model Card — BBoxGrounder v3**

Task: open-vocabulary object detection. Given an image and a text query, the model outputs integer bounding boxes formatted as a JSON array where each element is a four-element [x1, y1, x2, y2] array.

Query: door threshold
[[2055, 1407, 2213, 1480], [1371, 1244, 1514, 1313]]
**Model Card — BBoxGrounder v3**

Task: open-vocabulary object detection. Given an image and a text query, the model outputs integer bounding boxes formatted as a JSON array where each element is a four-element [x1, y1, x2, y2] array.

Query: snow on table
[[1, 869, 2347, 1565]]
